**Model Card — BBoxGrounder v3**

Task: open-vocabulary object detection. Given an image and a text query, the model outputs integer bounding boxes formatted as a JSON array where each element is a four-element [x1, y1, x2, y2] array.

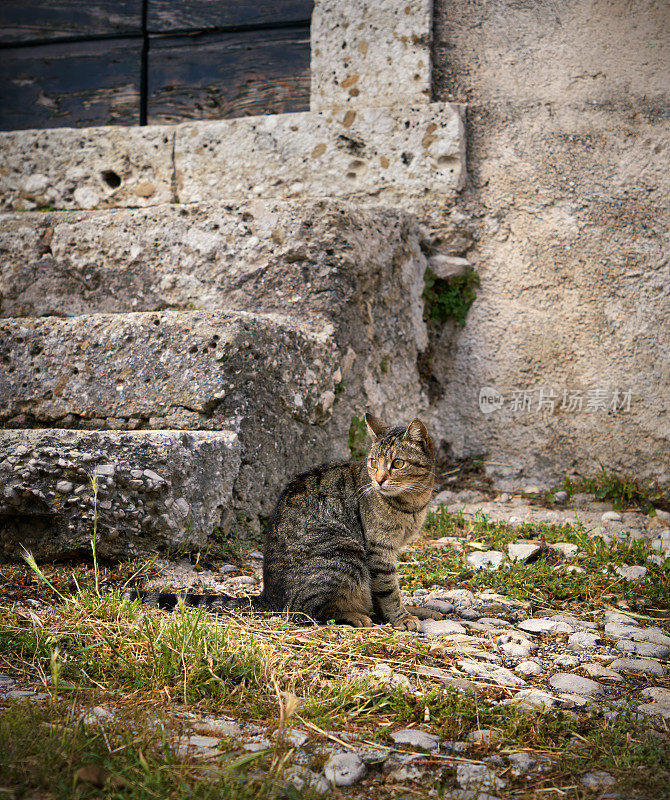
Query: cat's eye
[[368, 458, 378, 468], [391, 458, 405, 469]]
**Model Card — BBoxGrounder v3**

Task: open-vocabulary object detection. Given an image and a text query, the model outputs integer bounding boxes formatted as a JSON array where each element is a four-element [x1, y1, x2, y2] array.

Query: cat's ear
[[403, 418, 434, 457], [364, 413, 386, 441]]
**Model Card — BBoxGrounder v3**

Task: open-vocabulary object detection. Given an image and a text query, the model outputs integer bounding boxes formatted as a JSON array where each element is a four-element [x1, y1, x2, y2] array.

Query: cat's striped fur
[[125, 414, 441, 629]]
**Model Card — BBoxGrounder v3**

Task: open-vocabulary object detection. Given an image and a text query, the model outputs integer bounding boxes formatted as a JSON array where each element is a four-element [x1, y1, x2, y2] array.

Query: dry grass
[[1, 504, 669, 799]]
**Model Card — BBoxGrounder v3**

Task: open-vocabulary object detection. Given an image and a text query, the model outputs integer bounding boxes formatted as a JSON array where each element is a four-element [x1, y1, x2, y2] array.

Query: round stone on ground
[[614, 640, 670, 659], [604, 610, 640, 625], [467, 550, 505, 570], [581, 663, 623, 681], [547, 541, 579, 557], [389, 729, 440, 750], [508, 542, 541, 562], [515, 660, 543, 676], [615, 564, 647, 581], [567, 631, 601, 650], [324, 752, 366, 786], [420, 619, 467, 636], [548, 673, 605, 697], [580, 770, 616, 789], [608, 658, 666, 677], [518, 618, 573, 634]]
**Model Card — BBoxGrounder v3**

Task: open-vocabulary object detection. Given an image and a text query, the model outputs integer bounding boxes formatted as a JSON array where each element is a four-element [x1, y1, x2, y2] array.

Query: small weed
[[89, 470, 101, 596], [562, 463, 668, 513], [423, 266, 480, 326], [201, 519, 263, 568]]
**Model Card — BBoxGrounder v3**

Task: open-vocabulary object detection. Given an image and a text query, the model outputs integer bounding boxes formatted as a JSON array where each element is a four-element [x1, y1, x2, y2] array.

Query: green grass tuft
[[423, 266, 480, 326]]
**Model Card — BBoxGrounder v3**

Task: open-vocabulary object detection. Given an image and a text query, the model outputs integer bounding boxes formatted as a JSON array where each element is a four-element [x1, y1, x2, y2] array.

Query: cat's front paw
[[336, 612, 374, 628], [392, 613, 422, 632]]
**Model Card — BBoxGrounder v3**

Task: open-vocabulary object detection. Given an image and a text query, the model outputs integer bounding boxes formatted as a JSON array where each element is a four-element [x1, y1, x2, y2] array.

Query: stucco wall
[[427, 0, 669, 487]]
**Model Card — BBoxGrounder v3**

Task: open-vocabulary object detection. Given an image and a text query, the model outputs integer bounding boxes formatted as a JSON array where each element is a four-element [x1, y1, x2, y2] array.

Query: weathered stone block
[[0, 309, 351, 522], [0, 104, 464, 212], [0, 309, 339, 431], [175, 103, 465, 203], [0, 125, 174, 212], [0, 199, 430, 524], [0, 200, 425, 323], [0, 429, 240, 561], [310, 0, 433, 112]]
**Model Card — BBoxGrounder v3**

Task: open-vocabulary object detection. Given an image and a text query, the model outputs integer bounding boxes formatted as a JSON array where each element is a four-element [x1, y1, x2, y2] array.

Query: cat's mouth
[[374, 484, 403, 497]]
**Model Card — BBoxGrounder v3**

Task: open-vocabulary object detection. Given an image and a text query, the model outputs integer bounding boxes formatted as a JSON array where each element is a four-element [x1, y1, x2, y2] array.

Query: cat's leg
[[367, 544, 421, 631], [316, 578, 374, 627], [287, 534, 374, 627]]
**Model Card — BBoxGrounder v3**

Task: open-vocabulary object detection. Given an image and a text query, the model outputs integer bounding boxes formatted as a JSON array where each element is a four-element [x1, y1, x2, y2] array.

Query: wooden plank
[[0, 39, 141, 131], [148, 1, 313, 34], [147, 28, 310, 123], [0, 1, 142, 45]]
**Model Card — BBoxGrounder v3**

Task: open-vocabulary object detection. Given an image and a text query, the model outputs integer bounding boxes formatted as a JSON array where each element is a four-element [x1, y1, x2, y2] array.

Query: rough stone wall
[[427, 0, 669, 488]]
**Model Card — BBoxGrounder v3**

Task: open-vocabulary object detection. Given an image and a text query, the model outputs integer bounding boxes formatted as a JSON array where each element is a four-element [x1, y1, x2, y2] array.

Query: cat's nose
[[375, 470, 388, 486]]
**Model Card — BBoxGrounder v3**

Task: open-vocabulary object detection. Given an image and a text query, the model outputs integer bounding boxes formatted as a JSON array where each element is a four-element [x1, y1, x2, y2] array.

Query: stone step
[[0, 307, 347, 520], [0, 200, 425, 320], [0, 102, 464, 212], [0, 428, 240, 561], [0, 307, 339, 431], [0, 293, 429, 530]]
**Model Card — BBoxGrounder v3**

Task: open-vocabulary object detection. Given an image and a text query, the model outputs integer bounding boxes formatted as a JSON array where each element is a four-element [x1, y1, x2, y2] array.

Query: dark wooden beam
[[147, 27, 310, 123], [0, 1, 143, 45], [147, 1, 313, 34], [0, 39, 141, 130]]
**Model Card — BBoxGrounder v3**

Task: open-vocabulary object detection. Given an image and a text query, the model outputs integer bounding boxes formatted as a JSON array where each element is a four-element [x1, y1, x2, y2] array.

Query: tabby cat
[[126, 414, 442, 630]]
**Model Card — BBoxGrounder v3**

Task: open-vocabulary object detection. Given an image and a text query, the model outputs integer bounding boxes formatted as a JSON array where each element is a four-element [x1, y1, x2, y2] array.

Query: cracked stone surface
[[0, 125, 175, 211], [175, 103, 466, 205], [0, 429, 240, 560]]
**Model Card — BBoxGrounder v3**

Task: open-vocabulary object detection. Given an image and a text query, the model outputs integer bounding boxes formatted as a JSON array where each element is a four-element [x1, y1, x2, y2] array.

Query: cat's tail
[[121, 588, 272, 615]]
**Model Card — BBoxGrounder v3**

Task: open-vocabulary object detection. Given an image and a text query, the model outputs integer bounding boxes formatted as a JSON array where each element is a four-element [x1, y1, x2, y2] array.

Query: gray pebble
[[580, 770, 616, 789], [567, 631, 601, 650], [425, 599, 454, 614], [389, 728, 440, 750], [324, 752, 366, 786], [456, 763, 507, 791], [548, 673, 604, 696], [608, 658, 666, 677], [421, 619, 466, 636], [614, 640, 670, 659]]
